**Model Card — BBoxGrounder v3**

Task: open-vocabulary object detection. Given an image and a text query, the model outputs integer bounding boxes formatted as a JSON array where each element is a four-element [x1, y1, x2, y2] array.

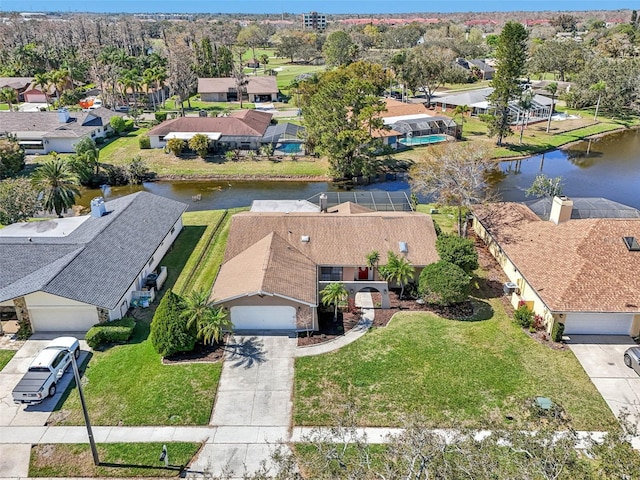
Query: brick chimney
[[549, 196, 573, 225]]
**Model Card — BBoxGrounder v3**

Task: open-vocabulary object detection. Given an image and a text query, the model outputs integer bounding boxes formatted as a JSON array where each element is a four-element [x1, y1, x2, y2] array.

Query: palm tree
[[381, 251, 415, 300], [32, 156, 81, 218], [143, 68, 157, 111], [518, 90, 534, 144], [0, 87, 17, 111], [51, 69, 70, 103], [591, 80, 606, 121], [33, 72, 51, 110], [365, 250, 380, 280], [545, 82, 558, 133], [321, 282, 348, 322], [452, 104, 471, 138], [181, 289, 232, 345]]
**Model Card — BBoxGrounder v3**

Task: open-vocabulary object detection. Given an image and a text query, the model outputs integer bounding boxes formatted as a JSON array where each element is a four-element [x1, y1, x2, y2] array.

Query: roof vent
[[57, 107, 70, 124], [623, 236, 640, 251], [399, 241, 408, 253], [90, 197, 106, 218], [319, 193, 328, 213], [301, 235, 310, 243]]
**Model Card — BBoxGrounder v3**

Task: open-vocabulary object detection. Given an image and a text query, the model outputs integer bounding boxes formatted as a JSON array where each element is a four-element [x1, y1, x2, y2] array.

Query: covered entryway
[[230, 305, 297, 330], [29, 307, 98, 332], [563, 313, 633, 336]]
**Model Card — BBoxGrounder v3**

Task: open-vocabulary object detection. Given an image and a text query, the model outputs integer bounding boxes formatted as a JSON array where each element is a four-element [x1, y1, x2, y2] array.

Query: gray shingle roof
[[0, 192, 187, 309]]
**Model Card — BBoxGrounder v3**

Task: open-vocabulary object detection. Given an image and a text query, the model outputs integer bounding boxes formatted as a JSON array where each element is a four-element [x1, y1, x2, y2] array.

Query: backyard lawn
[[30, 442, 200, 477], [294, 299, 616, 431], [50, 210, 230, 426]]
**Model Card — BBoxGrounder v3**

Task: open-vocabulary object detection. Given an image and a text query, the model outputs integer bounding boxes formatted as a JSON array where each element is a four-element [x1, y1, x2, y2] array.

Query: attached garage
[[230, 305, 297, 331], [563, 313, 633, 336], [30, 307, 99, 332]]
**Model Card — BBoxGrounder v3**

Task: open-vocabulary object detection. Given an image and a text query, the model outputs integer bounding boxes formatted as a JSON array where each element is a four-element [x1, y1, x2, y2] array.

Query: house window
[[320, 266, 342, 282], [159, 136, 165, 142]]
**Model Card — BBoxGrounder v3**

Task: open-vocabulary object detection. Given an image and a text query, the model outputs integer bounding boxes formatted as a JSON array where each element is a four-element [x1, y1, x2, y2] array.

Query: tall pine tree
[[488, 22, 528, 146]]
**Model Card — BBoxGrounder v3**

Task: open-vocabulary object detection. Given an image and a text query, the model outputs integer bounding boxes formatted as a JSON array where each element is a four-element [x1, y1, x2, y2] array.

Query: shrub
[[155, 112, 168, 122], [188, 133, 210, 158], [109, 116, 126, 135], [166, 138, 185, 156], [436, 234, 479, 273], [552, 321, 565, 342], [138, 136, 151, 149], [95, 137, 105, 145], [419, 260, 471, 306], [150, 289, 197, 357], [85, 317, 136, 349], [0, 177, 39, 225], [123, 119, 134, 131], [0, 137, 25, 178], [105, 165, 129, 186], [127, 156, 151, 184], [432, 219, 442, 237], [514, 305, 534, 328]]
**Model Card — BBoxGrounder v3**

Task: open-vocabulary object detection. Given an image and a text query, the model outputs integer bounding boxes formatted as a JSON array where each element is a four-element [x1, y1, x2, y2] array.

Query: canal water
[[78, 129, 640, 211]]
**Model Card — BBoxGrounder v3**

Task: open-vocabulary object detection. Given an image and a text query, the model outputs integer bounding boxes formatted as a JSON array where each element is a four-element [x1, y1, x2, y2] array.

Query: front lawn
[[294, 300, 616, 430], [0, 349, 16, 370], [29, 442, 200, 477], [51, 211, 227, 426]]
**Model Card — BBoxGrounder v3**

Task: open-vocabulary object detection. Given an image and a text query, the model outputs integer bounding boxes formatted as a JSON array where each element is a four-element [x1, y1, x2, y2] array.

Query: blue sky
[[2, 0, 638, 14]]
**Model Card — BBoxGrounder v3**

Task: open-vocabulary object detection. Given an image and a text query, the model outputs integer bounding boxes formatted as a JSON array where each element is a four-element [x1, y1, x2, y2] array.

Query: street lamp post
[[69, 352, 100, 466]]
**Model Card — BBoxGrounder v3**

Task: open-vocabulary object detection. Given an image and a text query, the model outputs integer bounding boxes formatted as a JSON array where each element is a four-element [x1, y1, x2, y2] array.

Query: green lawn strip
[[175, 210, 228, 294], [53, 320, 221, 426], [29, 442, 200, 477], [0, 349, 16, 370], [415, 204, 458, 234], [293, 301, 615, 430]]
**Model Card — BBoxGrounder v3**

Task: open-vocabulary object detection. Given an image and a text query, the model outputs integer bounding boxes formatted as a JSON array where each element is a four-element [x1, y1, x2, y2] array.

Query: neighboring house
[[473, 196, 640, 336], [210, 198, 439, 331], [455, 58, 495, 80], [0, 77, 33, 102], [262, 122, 306, 154], [198, 77, 278, 103], [1, 107, 125, 153], [147, 110, 274, 151], [0, 192, 187, 333], [433, 87, 553, 123], [376, 98, 459, 146]]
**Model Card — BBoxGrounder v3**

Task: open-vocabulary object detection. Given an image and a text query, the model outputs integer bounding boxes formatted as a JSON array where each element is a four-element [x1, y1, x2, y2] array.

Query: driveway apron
[[191, 334, 296, 477], [567, 335, 640, 426]]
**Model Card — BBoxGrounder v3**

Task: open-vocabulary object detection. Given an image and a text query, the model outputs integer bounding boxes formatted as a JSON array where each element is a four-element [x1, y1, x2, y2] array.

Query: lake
[[78, 129, 640, 211]]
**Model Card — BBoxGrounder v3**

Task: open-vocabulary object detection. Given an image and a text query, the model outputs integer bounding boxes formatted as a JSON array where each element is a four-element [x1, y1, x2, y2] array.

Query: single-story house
[[198, 77, 278, 103], [455, 58, 495, 80], [1, 107, 125, 153], [0, 77, 34, 102], [147, 110, 274, 151], [473, 196, 640, 336], [433, 87, 552, 123], [210, 199, 439, 331], [0, 192, 187, 333]]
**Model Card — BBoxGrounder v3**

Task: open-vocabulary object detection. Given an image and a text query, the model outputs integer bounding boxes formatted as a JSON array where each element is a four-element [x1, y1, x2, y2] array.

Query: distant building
[[302, 12, 326, 30]]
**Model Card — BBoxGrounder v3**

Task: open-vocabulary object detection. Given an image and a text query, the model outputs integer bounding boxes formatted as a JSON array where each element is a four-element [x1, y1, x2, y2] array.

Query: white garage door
[[30, 307, 99, 332], [230, 306, 297, 330], [563, 313, 633, 335]]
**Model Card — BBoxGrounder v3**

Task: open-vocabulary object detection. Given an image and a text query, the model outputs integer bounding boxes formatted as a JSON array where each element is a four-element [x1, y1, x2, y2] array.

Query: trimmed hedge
[[552, 321, 565, 342], [138, 136, 151, 149], [86, 317, 136, 349]]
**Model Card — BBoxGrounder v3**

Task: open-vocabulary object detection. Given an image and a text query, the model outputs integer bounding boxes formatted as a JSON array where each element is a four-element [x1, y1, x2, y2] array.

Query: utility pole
[[70, 352, 99, 466]]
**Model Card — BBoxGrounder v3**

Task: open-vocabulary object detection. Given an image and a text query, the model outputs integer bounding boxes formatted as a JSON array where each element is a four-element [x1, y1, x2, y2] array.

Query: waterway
[[78, 129, 640, 211]]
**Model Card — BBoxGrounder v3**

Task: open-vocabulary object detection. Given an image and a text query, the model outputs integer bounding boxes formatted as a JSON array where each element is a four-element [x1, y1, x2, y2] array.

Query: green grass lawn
[[294, 300, 616, 431], [51, 211, 227, 426], [0, 350, 16, 370], [29, 443, 200, 477]]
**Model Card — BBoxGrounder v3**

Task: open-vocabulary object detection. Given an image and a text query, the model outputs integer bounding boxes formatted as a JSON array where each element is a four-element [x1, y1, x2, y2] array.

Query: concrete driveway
[[0, 333, 89, 427], [567, 335, 640, 425]]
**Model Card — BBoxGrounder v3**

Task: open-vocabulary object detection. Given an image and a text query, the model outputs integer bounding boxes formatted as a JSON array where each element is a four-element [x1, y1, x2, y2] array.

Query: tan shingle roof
[[198, 76, 278, 95], [212, 232, 317, 305], [223, 207, 439, 267], [474, 203, 640, 313], [328, 202, 373, 214], [146, 110, 272, 137], [379, 98, 431, 118]]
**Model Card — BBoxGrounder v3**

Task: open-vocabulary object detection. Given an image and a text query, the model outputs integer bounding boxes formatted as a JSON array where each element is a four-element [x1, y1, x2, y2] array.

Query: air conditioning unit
[[503, 282, 519, 295]]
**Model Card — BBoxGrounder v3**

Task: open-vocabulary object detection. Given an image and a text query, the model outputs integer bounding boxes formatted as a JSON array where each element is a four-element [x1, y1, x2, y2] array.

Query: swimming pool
[[277, 143, 303, 154], [399, 134, 448, 146]]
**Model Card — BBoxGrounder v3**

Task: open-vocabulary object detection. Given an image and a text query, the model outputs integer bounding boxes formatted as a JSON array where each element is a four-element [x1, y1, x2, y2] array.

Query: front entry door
[[358, 267, 369, 280]]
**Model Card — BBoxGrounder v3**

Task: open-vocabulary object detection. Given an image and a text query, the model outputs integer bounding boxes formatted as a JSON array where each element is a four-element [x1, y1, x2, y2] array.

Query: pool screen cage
[[307, 191, 413, 212]]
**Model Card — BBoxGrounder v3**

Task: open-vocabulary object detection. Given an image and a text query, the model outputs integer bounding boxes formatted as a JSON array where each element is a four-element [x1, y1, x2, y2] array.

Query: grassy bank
[[0, 350, 16, 370]]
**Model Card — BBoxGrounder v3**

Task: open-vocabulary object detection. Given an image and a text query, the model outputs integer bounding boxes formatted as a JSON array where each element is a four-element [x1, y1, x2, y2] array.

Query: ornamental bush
[[552, 321, 565, 342], [166, 138, 185, 156], [435, 234, 479, 273], [513, 305, 534, 328], [419, 260, 471, 306], [150, 289, 197, 357], [138, 136, 151, 149], [85, 317, 136, 349]]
